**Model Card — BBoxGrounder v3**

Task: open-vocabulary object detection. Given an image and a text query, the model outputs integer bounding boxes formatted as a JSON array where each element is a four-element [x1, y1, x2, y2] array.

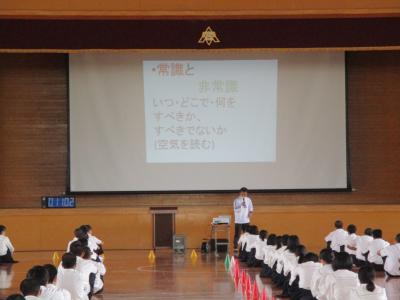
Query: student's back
[[349, 284, 387, 300], [57, 268, 88, 300], [41, 284, 71, 300], [380, 237, 400, 276], [368, 230, 389, 265], [356, 231, 373, 261], [325, 269, 359, 300], [325, 252, 359, 300], [349, 265, 387, 300]]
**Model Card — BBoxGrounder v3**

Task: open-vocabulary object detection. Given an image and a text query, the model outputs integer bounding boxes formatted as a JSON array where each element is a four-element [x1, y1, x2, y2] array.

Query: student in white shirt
[[379, 233, 400, 278], [290, 252, 322, 300], [367, 229, 390, 272], [349, 265, 387, 300], [79, 225, 102, 261], [355, 228, 373, 267], [20, 278, 41, 300], [241, 225, 258, 263], [0, 225, 18, 264], [252, 230, 267, 267], [77, 247, 105, 296], [56, 253, 89, 300], [325, 220, 348, 254], [27, 265, 70, 300], [346, 224, 359, 264], [43, 264, 71, 300], [260, 234, 277, 278], [272, 235, 292, 288], [310, 248, 334, 300], [233, 187, 253, 250], [324, 252, 359, 300]]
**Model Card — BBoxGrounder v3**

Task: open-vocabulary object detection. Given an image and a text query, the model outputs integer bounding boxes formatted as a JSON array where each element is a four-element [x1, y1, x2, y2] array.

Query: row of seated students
[[5, 225, 105, 300], [237, 220, 399, 300]]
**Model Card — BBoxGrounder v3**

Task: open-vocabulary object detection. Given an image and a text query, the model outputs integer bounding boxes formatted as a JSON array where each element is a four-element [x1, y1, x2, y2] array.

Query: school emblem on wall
[[198, 26, 220, 46]]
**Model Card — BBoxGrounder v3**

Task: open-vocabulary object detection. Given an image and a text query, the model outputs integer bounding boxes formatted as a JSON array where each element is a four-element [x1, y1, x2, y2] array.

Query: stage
[[0, 250, 399, 300]]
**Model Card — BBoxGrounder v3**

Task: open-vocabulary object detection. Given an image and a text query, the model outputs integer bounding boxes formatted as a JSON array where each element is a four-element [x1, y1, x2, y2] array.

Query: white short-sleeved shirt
[[291, 261, 322, 289], [310, 263, 333, 299], [0, 235, 14, 256], [356, 235, 374, 261], [233, 197, 253, 224], [56, 268, 89, 300], [346, 233, 359, 255], [245, 234, 258, 252], [324, 269, 359, 300], [238, 232, 248, 250], [368, 238, 390, 264], [254, 237, 267, 260], [380, 243, 400, 276], [348, 284, 388, 300], [325, 228, 349, 252], [41, 284, 71, 300]]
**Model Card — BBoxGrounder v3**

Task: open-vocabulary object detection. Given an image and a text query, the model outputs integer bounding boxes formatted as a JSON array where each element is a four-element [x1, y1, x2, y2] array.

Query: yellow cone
[[190, 249, 198, 259], [52, 251, 60, 266], [148, 250, 156, 260]]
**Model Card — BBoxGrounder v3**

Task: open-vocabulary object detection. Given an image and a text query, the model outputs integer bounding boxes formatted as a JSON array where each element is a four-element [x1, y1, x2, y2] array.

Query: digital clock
[[41, 196, 76, 208]]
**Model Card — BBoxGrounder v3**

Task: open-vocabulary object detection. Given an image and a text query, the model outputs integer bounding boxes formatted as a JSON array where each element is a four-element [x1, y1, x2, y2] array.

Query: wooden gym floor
[[0, 250, 399, 300]]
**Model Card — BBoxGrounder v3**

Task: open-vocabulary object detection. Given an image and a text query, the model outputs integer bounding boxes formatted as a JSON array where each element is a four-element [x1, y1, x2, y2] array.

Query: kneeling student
[[0, 225, 18, 264], [20, 278, 41, 300], [349, 265, 387, 300]]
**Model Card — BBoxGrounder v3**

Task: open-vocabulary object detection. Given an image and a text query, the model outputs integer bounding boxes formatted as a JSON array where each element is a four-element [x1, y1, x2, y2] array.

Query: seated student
[[56, 253, 90, 300], [78, 247, 105, 296], [272, 235, 289, 282], [346, 224, 359, 264], [355, 228, 373, 267], [310, 248, 334, 300], [290, 252, 322, 300], [273, 235, 297, 288], [238, 225, 251, 261], [20, 278, 41, 300], [250, 229, 267, 267], [324, 252, 359, 300], [379, 233, 400, 279], [43, 264, 71, 300], [285, 245, 307, 298], [260, 234, 277, 278], [349, 265, 387, 300], [237, 225, 248, 257], [0, 225, 18, 264], [277, 237, 302, 297], [367, 229, 389, 272], [79, 226, 101, 261], [325, 220, 348, 254], [6, 294, 26, 300], [67, 229, 88, 253], [241, 225, 258, 263]]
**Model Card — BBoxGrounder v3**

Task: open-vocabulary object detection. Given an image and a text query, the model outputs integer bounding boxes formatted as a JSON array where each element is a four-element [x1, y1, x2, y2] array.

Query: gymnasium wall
[[0, 51, 400, 251]]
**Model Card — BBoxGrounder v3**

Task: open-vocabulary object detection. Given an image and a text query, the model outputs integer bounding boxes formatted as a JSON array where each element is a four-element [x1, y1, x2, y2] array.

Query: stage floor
[[0, 250, 399, 300]]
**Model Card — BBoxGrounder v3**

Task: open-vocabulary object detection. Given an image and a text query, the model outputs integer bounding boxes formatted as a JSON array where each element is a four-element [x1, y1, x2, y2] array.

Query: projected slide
[[143, 60, 277, 163], [69, 51, 348, 192]]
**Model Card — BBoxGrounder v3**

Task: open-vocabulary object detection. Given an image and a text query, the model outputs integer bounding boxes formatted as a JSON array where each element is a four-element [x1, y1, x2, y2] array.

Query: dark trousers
[[0, 249, 14, 264], [234, 223, 249, 249]]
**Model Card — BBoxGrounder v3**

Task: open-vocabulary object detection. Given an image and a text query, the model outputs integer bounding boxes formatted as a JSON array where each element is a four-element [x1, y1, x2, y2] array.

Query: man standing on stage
[[233, 187, 254, 250]]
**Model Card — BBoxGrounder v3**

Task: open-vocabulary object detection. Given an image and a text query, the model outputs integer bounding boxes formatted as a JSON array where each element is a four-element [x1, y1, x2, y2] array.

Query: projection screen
[[69, 51, 348, 192]]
